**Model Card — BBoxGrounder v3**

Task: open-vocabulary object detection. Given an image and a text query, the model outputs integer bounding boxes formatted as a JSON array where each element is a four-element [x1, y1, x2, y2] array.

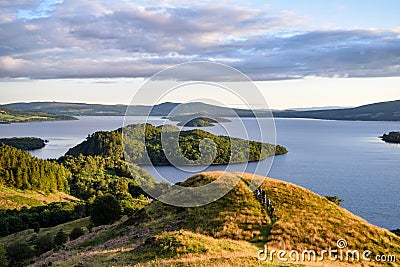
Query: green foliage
[[0, 244, 8, 267], [33, 222, 40, 233], [59, 155, 151, 200], [0, 201, 88, 237], [69, 227, 85, 240], [66, 130, 123, 159], [325, 195, 344, 205], [381, 131, 400, 143], [6, 242, 35, 266], [34, 234, 55, 254], [54, 229, 68, 248], [0, 137, 47, 151], [0, 144, 70, 192], [67, 123, 287, 166], [90, 194, 122, 226]]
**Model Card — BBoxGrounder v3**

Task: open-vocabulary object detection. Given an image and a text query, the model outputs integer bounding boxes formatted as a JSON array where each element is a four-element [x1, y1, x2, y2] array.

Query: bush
[[35, 234, 55, 254], [0, 244, 9, 267], [70, 227, 85, 240], [6, 242, 35, 266], [325, 195, 344, 205], [90, 194, 122, 226], [54, 230, 69, 248]]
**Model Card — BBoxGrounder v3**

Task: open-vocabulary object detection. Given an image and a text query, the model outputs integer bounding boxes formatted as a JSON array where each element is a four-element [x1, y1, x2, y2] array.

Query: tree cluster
[[67, 123, 288, 166], [0, 144, 70, 192], [0, 201, 88, 237]]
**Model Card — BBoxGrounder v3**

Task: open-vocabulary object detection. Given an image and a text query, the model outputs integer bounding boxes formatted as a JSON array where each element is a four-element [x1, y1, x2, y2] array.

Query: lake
[[0, 116, 399, 230]]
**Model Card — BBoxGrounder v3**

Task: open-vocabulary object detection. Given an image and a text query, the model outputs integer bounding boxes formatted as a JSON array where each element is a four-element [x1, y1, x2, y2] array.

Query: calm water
[[0, 116, 399, 229]]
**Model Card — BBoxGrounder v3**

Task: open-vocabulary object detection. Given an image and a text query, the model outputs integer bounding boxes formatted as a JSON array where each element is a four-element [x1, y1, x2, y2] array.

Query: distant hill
[[275, 100, 400, 121], [28, 172, 400, 266], [6, 99, 400, 121], [0, 104, 76, 124], [6, 101, 261, 117]]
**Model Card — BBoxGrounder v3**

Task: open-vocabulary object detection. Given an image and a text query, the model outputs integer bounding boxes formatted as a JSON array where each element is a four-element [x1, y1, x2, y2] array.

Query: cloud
[[0, 1, 399, 80]]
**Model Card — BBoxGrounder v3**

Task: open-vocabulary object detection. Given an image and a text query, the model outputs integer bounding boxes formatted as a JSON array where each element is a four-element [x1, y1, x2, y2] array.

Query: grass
[[0, 186, 78, 210], [0, 217, 90, 248], [8, 172, 400, 266]]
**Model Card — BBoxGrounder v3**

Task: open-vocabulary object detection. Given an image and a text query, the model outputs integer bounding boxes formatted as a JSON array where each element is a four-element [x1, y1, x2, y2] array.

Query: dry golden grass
[[27, 172, 400, 267]]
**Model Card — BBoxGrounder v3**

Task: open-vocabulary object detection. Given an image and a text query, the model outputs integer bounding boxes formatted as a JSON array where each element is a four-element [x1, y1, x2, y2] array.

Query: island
[[0, 105, 77, 124], [177, 116, 231, 127], [66, 123, 287, 165], [0, 137, 48, 150], [380, 131, 400, 143], [163, 114, 231, 127]]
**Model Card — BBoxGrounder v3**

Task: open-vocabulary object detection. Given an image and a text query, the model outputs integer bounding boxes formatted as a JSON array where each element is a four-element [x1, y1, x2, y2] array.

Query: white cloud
[[0, 1, 399, 80]]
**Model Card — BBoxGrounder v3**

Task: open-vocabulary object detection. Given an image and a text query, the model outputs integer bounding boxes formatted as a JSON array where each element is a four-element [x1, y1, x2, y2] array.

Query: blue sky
[[0, 0, 399, 108]]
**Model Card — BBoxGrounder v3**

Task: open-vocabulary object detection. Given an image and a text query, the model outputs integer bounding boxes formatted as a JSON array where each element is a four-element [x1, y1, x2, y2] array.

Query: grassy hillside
[[26, 172, 400, 266], [0, 105, 76, 124], [0, 186, 78, 210], [6, 99, 400, 121], [275, 99, 400, 121]]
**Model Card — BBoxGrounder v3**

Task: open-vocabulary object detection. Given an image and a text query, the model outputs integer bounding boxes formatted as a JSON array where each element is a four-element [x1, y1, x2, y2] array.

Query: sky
[[0, 0, 399, 109]]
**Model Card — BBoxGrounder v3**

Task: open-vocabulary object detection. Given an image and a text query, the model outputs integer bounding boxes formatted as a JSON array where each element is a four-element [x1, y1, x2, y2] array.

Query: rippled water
[[1, 116, 399, 229]]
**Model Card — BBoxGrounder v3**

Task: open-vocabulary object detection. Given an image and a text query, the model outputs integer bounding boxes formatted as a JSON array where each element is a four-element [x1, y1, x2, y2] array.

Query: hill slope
[[29, 172, 400, 266], [275, 99, 400, 121], [0, 105, 76, 124], [6, 99, 400, 121], [0, 186, 78, 210]]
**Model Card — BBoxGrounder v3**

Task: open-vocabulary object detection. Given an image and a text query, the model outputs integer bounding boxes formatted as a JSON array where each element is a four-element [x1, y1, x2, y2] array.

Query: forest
[[67, 123, 288, 165], [0, 137, 47, 151], [0, 144, 153, 238], [0, 144, 69, 192]]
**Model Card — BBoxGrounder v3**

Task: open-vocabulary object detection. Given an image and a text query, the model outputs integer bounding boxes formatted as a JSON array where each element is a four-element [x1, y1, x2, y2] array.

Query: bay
[[0, 116, 399, 230]]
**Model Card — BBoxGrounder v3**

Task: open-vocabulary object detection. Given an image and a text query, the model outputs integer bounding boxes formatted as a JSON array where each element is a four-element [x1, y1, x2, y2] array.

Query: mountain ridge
[[6, 99, 400, 121], [25, 172, 400, 266]]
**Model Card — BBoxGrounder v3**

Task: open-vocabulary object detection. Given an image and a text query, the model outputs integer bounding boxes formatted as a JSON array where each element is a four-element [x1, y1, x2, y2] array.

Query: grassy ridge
[[0, 105, 76, 124], [25, 172, 400, 266], [0, 186, 78, 210]]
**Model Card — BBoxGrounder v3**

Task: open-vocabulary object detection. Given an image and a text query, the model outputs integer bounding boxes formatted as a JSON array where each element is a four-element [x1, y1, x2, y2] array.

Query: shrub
[[325, 195, 344, 205], [35, 234, 55, 254], [69, 227, 85, 240], [6, 242, 35, 266], [90, 194, 122, 226], [54, 230, 69, 248], [0, 244, 9, 267]]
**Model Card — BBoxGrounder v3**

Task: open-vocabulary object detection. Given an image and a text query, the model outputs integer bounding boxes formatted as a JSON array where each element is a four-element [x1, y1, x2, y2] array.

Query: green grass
[[13, 172, 400, 266], [0, 217, 90, 247], [0, 186, 78, 210]]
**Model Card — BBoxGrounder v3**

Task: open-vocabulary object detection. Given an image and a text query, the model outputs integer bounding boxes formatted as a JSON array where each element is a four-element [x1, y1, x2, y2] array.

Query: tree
[[6, 242, 35, 266], [54, 230, 68, 248], [32, 221, 40, 233], [90, 194, 122, 226], [69, 227, 85, 240], [0, 244, 8, 267], [35, 234, 55, 254]]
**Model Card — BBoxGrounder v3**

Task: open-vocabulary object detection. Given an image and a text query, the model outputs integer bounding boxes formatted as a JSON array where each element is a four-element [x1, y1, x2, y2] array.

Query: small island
[[0, 137, 48, 151], [165, 113, 231, 127], [380, 131, 400, 143], [177, 117, 230, 127], [66, 123, 288, 166]]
